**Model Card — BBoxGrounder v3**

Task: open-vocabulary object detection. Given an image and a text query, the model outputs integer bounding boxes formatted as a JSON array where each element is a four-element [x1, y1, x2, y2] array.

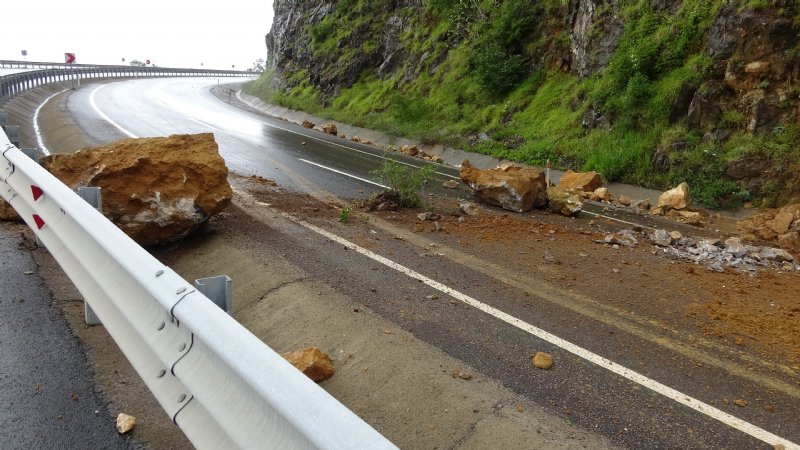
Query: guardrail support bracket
[[194, 275, 232, 314]]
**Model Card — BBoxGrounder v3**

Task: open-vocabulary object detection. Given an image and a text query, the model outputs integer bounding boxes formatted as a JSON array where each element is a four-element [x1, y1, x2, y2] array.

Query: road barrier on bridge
[[0, 60, 256, 104], [0, 128, 397, 449]]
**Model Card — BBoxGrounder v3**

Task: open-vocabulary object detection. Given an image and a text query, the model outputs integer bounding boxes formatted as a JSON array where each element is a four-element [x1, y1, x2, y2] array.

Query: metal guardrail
[[1, 60, 256, 104], [0, 129, 396, 450]]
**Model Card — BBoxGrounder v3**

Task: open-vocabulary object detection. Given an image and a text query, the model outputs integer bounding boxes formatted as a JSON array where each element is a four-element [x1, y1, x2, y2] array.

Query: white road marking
[[581, 209, 657, 231], [280, 211, 798, 450], [298, 158, 389, 189], [230, 90, 459, 179], [33, 89, 69, 155], [89, 84, 138, 138]]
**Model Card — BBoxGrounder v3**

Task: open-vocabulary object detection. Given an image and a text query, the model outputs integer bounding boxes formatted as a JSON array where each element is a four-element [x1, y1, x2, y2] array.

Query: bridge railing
[[0, 61, 256, 104], [0, 128, 396, 449]]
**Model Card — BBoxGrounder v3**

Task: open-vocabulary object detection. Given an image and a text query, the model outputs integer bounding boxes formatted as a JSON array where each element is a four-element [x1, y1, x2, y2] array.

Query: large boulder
[[656, 182, 691, 211], [459, 160, 547, 212], [558, 170, 604, 192], [40, 133, 232, 246]]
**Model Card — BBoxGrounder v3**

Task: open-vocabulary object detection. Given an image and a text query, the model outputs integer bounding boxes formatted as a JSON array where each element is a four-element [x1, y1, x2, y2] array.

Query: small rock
[[418, 212, 432, 221], [733, 399, 749, 407], [636, 199, 651, 211], [442, 179, 460, 189], [759, 247, 795, 262], [301, 120, 315, 129], [434, 221, 443, 232], [618, 194, 632, 206], [543, 250, 559, 264], [669, 231, 683, 240], [451, 368, 474, 380], [591, 187, 611, 202], [376, 201, 398, 211], [531, 352, 553, 370], [398, 144, 419, 157], [547, 186, 583, 217], [767, 212, 794, 234], [651, 229, 672, 247], [724, 237, 748, 257], [321, 123, 338, 135], [281, 348, 335, 382], [459, 202, 480, 216], [116, 413, 136, 434], [612, 268, 620, 273]]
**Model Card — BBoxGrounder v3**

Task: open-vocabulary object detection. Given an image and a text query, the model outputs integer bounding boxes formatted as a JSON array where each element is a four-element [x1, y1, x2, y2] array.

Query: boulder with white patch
[[40, 133, 232, 246]]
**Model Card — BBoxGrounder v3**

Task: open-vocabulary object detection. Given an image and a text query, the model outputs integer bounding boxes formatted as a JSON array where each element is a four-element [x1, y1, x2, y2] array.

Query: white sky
[[0, 1, 274, 70]]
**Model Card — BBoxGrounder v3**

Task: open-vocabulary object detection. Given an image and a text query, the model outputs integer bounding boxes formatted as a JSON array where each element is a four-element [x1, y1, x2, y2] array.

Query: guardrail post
[[194, 275, 232, 314], [75, 186, 104, 325]]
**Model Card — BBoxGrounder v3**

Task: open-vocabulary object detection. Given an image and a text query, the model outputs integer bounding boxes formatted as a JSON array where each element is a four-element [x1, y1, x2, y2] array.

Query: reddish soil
[[232, 174, 800, 369]]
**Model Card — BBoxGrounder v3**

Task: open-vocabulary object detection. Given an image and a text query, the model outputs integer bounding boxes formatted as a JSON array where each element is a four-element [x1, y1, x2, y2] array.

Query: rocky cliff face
[[257, 1, 800, 207]]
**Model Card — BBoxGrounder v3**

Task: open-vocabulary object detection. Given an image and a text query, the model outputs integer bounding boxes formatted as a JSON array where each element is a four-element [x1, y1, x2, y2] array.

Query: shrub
[[370, 161, 437, 207]]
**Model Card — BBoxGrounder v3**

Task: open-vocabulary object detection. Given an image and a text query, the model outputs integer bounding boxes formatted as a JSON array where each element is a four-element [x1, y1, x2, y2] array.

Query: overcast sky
[[1, 1, 274, 70]]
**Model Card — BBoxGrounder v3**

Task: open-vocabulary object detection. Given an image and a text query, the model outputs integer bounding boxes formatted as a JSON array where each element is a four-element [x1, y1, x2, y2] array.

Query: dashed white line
[[299, 158, 389, 189], [280, 210, 798, 450]]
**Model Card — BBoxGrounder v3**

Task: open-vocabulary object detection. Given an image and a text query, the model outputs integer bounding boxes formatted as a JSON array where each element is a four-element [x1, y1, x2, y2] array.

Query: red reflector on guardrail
[[32, 214, 45, 230], [31, 185, 43, 201]]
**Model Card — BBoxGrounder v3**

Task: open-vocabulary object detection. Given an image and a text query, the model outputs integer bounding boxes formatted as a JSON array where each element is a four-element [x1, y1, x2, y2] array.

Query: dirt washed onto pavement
[[242, 176, 800, 370]]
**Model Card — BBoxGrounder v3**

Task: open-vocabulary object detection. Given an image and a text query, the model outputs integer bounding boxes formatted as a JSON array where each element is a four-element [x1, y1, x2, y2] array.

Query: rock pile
[[40, 133, 232, 246], [738, 203, 800, 254], [648, 230, 797, 274], [389, 144, 444, 163], [459, 160, 548, 213]]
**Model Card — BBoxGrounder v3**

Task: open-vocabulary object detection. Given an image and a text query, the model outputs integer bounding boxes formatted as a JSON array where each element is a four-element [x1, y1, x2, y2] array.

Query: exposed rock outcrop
[[459, 160, 547, 213], [569, 0, 623, 78], [40, 133, 232, 246]]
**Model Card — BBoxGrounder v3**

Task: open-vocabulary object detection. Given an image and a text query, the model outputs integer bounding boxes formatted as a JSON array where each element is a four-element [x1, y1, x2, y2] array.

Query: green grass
[[245, 0, 800, 208]]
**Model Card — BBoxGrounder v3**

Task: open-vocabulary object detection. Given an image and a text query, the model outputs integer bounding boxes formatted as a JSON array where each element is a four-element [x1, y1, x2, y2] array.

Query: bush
[[370, 161, 437, 207], [469, 43, 526, 96]]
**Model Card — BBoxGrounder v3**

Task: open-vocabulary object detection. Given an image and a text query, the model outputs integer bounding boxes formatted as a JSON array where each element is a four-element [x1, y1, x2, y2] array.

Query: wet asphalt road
[[54, 78, 800, 449], [0, 222, 129, 449]]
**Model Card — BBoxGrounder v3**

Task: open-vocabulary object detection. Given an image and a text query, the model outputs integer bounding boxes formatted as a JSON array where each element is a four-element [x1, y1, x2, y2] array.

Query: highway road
[[46, 78, 800, 449]]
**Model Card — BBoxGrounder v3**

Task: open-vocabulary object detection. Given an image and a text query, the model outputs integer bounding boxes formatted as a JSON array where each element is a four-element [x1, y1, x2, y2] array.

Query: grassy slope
[[246, 0, 800, 208]]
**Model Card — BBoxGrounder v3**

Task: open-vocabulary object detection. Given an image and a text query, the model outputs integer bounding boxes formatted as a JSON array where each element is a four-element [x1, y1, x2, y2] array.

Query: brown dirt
[[238, 174, 800, 369]]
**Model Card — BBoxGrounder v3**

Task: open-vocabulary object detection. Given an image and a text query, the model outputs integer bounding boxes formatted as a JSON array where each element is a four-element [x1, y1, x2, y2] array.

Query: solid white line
[[581, 209, 657, 231], [298, 158, 389, 189], [89, 84, 138, 138], [280, 211, 798, 450], [33, 88, 69, 155]]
